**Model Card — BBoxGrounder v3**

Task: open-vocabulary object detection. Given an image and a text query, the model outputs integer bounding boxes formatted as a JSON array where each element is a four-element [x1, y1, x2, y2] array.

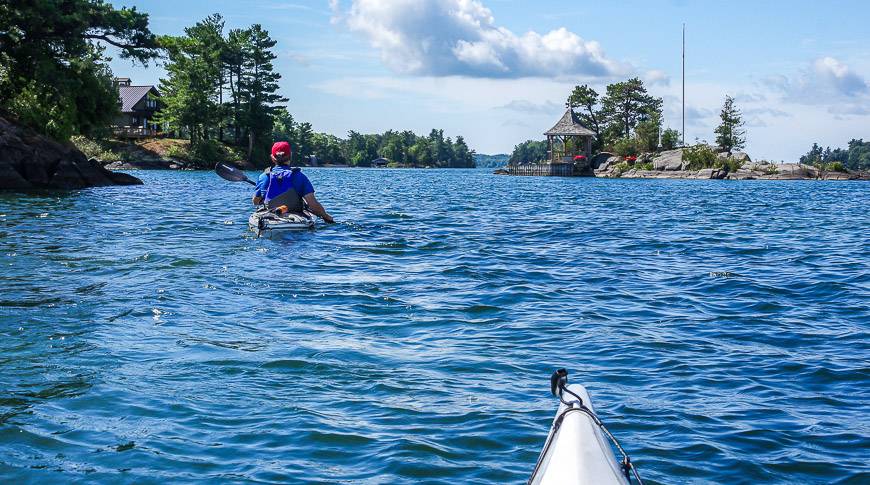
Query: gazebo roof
[[544, 109, 595, 137]]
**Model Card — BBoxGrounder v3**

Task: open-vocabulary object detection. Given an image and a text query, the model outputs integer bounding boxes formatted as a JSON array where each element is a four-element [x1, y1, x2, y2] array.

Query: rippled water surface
[[1, 169, 868, 484]]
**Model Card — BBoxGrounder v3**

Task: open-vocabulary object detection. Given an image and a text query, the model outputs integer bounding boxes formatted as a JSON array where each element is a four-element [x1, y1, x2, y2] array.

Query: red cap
[[271, 141, 292, 159]]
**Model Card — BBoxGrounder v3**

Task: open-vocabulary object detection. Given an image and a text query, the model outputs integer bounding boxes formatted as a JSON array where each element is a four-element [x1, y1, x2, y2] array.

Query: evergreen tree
[[0, 0, 159, 139], [661, 128, 680, 150], [601, 78, 663, 142], [156, 15, 224, 143], [635, 109, 663, 152], [567, 85, 603, 150], [453, 136, 475, 167], [236, 24, 286, 161], [508, 140, 548, 164], [714, 95, 746, 153]]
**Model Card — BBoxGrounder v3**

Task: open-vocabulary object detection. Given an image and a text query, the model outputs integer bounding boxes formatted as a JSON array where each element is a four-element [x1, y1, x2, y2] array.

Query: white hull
[[248, 210, 315, 235], [530, 384, 629, 485]]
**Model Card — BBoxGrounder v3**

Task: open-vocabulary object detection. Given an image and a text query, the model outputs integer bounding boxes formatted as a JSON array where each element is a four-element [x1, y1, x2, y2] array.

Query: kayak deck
[[248, 209, 315, 235], [529, 383, 630, 485]]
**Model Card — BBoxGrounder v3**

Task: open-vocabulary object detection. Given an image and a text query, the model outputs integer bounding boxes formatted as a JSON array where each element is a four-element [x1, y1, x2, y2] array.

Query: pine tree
[[156, 14, 225, 143], [601, 78, 663, 141], [714, 95, 746, 153], [567, 85, 603, 150], [0, 0, 159, 139], [236, 24, 287, 161]]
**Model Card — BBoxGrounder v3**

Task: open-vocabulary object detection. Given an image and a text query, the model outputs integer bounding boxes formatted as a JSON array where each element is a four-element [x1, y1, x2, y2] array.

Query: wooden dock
[[507, 163, 575, 177]]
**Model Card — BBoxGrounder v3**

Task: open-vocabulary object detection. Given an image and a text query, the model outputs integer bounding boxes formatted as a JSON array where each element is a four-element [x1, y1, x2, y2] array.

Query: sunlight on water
[[0, 169, 868, 484]]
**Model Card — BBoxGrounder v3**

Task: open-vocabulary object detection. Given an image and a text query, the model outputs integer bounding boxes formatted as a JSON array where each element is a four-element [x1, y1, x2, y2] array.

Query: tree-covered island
[[0, 2, 474, 190], [505, 78, 869, 180]]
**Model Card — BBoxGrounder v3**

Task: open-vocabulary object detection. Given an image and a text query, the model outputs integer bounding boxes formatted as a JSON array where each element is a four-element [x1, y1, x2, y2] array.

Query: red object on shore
[[626, 155, 638, 162], [573, 155, 587, 161], [271, 141, 292, 158]]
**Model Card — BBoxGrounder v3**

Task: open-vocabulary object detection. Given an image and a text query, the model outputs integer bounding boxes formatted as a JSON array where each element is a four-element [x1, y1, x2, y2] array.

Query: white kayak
[[248, 209, 315, 235], [529, 371, 639, 485]]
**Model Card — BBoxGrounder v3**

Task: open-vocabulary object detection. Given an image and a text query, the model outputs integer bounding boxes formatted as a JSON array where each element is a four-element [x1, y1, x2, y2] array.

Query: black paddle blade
[[215, 162, 255, 185]]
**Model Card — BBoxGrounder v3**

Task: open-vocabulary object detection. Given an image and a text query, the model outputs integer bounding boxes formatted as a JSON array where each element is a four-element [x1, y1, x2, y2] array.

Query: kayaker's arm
[[252, 195, 264, 206], [303, 193, 335, 223]]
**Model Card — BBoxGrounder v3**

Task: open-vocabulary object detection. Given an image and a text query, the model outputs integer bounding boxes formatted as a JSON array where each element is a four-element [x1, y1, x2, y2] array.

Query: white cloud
[[495, 99, 562, 115], [332, 0, 625, 78], [743, 107, 791, 118], [766, 57, 869, 104], [645, 69, 670, 86]]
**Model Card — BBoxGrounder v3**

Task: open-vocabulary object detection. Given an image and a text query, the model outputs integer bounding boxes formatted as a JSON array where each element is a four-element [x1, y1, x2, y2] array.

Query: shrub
[[70, 135, 121, 161], [613, 161, 631, 175], [635, 119, 660, 152], [717, 157, 743, 173], [165, 144, 191, 161], [661, 128, 680, 150], [827, 161, 846, 173], [636, 162, 654, 171], [612, 137, 640, 157], [683, 144, 718, 170], [191, 140, 227, 165]]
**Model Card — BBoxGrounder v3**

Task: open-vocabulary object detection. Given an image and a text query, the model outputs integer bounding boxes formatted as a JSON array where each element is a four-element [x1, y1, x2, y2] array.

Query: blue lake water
[[1, 169, 868, 484]]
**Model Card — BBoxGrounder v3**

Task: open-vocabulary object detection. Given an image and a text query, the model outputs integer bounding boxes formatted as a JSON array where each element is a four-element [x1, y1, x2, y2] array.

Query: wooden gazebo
[[545, 109, 595, 163]]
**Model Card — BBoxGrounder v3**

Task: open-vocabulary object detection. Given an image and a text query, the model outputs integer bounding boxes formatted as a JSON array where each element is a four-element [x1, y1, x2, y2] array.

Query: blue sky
[[109, 0, 870, 160]]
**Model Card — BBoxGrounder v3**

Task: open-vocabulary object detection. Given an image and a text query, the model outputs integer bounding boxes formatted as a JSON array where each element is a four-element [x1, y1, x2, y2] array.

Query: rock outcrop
[[0, 115, 142, 190], [591, 148, 868, 181], [652, 149, 684, 171]]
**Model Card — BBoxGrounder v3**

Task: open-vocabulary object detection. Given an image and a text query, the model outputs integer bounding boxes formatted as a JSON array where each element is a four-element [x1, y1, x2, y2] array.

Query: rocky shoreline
[[0, 116, 143, 190], [498, 148, 869, 180]]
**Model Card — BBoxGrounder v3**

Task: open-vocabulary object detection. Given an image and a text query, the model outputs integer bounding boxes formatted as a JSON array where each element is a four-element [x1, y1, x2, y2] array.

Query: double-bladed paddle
[[215, 162, 256, 186]]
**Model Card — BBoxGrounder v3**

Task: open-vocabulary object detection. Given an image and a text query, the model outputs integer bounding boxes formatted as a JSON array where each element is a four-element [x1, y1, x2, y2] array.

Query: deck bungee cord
[[528, 369, 643, 485]]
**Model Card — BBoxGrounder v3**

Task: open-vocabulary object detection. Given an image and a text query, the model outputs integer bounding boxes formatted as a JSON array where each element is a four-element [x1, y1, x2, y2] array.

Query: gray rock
[[0, 114, 142, 190], [652, 149, 683, 171], [598, 155, 623, 171], [696, 168, 725, 179], [822, 172, 851, 180], [731, 151, 751, 163], [591, 152, 613, 169], [0, 158, 33, 189]]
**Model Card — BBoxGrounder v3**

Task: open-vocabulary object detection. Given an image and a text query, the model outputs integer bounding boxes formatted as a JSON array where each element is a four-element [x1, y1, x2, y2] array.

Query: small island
[[499, 79, 870, 181]]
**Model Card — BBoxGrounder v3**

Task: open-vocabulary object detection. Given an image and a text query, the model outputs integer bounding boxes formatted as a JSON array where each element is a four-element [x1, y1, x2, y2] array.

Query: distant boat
[[372, 157, 389, 168]]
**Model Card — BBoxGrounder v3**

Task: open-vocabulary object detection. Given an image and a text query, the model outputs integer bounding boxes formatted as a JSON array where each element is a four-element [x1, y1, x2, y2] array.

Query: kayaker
[[252, 141, 334, 223]]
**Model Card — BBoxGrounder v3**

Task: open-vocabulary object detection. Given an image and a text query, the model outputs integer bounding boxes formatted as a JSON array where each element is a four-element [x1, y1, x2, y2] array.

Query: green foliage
[[714, 95, 746, 153], [718, 157, 743, 173], [661, 128, 680, 150], [636, 162, 654, 171], [567, 84, 603, 151], [682, 144, 718, 170], [800, 139, 870, 171], [601, 78, 663, 143], [613, 161, 631, 176], [272, 115, 473, 168], [508, 140, 548, 164], [564, 78, 663, 151], [612, 137, 641, 157], [635, 110, 662, 152], [157, 15, 287, 163], [163, 139, 237, 166], [157, 15, 225, 145], [164, 144, 190, 161], [70, 136, 121, 161], [0, 0, 158, 140], [826, 161, 846, 173]]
